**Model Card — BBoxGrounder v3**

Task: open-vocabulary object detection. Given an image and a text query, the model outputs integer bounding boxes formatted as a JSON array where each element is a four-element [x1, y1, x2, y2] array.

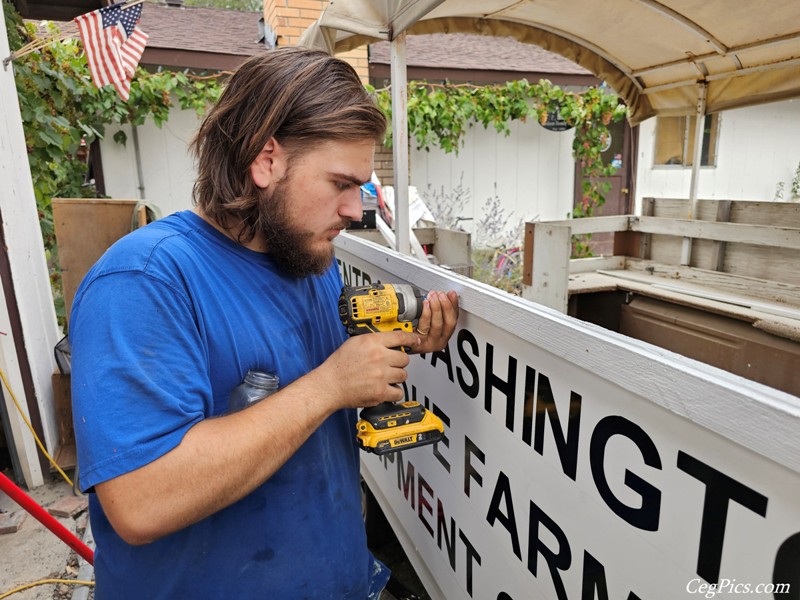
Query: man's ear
[[250, 137, 288, 189]]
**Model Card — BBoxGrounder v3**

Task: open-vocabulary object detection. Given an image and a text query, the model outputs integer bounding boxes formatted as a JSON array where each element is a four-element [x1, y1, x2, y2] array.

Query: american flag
[[75, 2, 149, 101]]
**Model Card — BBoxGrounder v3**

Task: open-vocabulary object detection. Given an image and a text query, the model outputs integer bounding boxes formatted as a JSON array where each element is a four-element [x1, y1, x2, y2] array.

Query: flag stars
[[75, 1, 148, 101]]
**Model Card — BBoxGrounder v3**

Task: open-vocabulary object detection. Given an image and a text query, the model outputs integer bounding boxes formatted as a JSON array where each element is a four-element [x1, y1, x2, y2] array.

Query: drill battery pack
[[356, 400, 444, 455]]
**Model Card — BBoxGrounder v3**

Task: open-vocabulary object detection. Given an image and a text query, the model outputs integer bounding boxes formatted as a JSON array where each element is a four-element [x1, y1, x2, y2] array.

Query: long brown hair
[[190, 47, 387, 241]]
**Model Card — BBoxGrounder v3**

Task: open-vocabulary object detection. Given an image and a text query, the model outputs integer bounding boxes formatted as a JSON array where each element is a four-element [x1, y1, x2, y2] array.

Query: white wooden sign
[[335, 233, 800, 600]]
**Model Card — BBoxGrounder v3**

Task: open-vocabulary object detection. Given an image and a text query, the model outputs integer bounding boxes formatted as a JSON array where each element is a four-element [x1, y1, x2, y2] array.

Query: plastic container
[[228, 370, 279, 413]]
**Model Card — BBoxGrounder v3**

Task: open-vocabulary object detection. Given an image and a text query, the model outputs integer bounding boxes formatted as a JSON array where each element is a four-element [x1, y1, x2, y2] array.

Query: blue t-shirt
[[70, 211, 385, 599]]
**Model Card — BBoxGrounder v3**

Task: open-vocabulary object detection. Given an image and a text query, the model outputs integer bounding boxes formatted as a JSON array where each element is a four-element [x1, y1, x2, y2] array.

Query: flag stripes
[[74, 2, 148, 101]]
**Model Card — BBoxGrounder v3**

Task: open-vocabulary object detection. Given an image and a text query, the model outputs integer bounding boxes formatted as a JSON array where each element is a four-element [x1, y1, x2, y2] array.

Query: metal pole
[[131, 124, 146, 200], [390, 31, 410, 255], [0, 471, 95, 565], [680, 82, 707, 266]]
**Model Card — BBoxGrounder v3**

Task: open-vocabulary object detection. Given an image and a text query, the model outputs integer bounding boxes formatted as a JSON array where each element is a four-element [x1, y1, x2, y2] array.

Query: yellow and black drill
[[338, 282, 445, 455]]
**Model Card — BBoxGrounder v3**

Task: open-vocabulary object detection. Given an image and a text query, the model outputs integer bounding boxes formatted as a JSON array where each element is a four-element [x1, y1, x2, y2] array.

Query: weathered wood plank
[[528, 222, 571, 312], [569, 255, 626, 273], [640, 197, 655, 259], [632, 216, 800, 249], [525, 215, 630, 235], [625, 259, 800, 307], [723, 245, 800, 287]]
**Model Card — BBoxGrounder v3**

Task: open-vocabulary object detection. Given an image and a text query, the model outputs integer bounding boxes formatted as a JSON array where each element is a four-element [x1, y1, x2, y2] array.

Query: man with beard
[[69, 48, 459, 599]]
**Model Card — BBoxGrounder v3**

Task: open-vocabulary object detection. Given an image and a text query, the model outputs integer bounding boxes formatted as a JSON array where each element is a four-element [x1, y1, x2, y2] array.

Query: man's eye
[[335, 181, 354, 190]]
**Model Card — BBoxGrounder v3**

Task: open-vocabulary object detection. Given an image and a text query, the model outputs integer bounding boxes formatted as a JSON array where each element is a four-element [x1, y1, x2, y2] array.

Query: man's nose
[[339, 188, 364, 222]]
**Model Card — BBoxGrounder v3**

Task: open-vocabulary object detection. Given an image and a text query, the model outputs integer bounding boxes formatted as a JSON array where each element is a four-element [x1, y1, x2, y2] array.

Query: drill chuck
[[393, 284, 425, 322]]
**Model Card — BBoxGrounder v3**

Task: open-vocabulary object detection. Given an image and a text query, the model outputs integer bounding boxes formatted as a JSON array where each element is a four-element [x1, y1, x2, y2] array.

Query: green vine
[[5, 5, 224, 326], [8, 0, 628, 319], [371, 79, 627, 257]]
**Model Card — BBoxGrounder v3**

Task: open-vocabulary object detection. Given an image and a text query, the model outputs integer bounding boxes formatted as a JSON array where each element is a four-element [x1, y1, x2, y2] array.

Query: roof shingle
[[139, 3, 264, 57], [369, 33, 590, 75]]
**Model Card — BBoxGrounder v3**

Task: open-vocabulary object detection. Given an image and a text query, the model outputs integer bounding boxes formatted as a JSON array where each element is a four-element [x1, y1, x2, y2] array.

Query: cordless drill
[[338, 282, 445, 455]]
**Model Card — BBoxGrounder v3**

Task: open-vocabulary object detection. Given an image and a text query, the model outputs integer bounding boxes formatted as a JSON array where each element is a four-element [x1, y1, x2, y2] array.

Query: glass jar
[[228, 370, 279, 413]]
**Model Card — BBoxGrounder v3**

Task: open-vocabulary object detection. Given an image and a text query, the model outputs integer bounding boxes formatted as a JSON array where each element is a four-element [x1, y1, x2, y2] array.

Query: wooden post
[[710, 200, 732, 271], [525, 222, 571, 313], [639, 197, 655, 259], [522, 222, 535, 287]]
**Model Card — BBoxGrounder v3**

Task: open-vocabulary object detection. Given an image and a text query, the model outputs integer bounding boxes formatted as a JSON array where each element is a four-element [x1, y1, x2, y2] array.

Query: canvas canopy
[[299, 0, 800, 125]]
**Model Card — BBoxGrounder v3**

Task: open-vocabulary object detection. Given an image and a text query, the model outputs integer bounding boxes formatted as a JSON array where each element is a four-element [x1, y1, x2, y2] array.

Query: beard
[[256, 175, 350, 278]]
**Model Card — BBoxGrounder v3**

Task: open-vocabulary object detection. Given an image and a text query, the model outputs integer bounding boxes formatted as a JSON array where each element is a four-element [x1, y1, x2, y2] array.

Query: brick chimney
[[263, 0, 369, 82], [262, 1, 391, 181]]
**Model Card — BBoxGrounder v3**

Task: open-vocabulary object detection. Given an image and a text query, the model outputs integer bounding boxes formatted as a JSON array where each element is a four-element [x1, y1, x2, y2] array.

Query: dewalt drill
[[338, 282, 445, 455]]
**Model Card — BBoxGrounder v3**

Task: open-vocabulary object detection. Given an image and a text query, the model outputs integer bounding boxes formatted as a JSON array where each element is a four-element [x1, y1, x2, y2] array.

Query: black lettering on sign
[[430, 342, 455, 383], [497, 594, 514, 600], [677, 451, 768, 584], [379, 448, 396, 472], [389, 451, 483, 598], [464, 436, 485, 498], [582, 550, 608, 600], [405, 384, 450, 471], [456, 329, 480, 398], [432, 403, 451, 473], [418, 473, 435, 537], [590, 416, 662, 531], [437, 498, 457, 570], [486, 471, 522, 559], [773, 532, 800, 598], [459, 529, 482, 598], [582, 550, 643, 600], [534, 373, 582, 481], [528, 500, 572, 600], [485, 343, 517, 431], [522, 366, 536, 446], [396, 454, 416, 509], [336, 259, 372, 287]]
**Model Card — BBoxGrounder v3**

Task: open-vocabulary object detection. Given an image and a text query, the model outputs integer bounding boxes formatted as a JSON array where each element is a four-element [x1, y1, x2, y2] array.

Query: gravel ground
[[0, 473, 94, 600]]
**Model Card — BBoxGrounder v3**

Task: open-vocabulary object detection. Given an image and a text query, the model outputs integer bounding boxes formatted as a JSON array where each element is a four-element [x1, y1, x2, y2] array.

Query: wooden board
[[625, 259, 800, 307], [51, 371, 75, 470], [643, 198, 800, 278], [52, 199, 139, 321]]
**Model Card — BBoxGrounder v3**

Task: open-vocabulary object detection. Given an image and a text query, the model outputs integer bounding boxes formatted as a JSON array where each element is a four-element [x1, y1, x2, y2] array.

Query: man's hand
[[316, 330, 420, 409], [315, 288, 459, 410], [412, 290, 460, 354]]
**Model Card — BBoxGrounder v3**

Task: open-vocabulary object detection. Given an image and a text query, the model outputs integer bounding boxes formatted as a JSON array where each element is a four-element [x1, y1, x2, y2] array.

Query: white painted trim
[[336, 232, 800, 474], [1, 3, 61, 487]]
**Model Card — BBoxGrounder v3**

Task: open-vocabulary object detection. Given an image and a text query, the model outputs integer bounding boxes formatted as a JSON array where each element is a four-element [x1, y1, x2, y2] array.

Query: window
[[654, 114, 720, 166]]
